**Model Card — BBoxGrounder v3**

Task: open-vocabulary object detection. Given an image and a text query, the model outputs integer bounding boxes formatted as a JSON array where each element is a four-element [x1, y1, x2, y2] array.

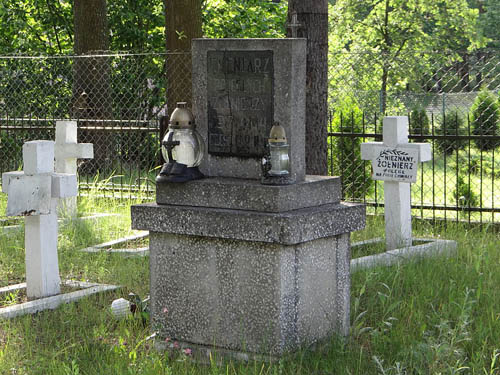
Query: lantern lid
[[268, 122, 287, 143], [169, 102, 195, 129]]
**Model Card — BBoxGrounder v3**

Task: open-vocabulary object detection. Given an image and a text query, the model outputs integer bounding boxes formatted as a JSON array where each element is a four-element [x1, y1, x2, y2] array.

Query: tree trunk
[[73, 0, 111, 173], [288, 0, 328, 176], [164, 0, 202, 117]]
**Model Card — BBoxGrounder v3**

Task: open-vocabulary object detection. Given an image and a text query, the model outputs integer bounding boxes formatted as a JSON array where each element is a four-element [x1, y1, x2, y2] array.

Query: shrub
[[470, 89, 499, 151], [329, 99, 373, 200], [435, 110, 466, 155], [409, 107, 430, 135], [454, 175, 479, 209]]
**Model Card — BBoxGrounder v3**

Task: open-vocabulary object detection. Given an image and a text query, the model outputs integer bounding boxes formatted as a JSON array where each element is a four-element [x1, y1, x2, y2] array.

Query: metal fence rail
[[328, 114, 500, 225]]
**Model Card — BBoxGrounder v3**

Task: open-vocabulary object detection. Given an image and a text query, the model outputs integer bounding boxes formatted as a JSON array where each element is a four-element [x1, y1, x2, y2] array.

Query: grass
[[1, 194, 500, 373]]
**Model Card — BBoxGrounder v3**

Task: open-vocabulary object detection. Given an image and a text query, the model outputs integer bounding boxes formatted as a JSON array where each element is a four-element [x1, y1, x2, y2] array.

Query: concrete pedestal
[[131, 176, 365, 357]]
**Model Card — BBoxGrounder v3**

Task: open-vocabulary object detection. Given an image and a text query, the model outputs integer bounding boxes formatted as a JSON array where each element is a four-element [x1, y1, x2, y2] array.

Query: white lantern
[[261, 122, 294, 185], [268, 123, 290, 176], [156, 102, 205, 183]]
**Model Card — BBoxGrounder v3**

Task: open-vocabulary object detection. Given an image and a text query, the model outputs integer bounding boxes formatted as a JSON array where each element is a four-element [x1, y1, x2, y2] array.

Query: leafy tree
[[108, 0, 165, 51], [73, 0, 111, 172], [470, 89, 499, 151], [0, 0, 73, 54], [164, 0, 202, 116], [477, 0, 500, 48], [329, 0, 483, 113], [202, 0, 287, 38]]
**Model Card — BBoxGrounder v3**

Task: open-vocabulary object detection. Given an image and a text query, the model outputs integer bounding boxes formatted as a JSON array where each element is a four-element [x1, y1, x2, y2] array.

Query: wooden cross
[[361, 117, 431, 250]]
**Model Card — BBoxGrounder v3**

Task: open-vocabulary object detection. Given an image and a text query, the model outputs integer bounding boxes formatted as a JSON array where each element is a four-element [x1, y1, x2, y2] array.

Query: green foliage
[[478, 0, 500, 48], [435, 110, 466, 155], [107, 0, 165, 51], [328, 0, 485, 113], [470, 89, 499, 151], [454, 175, 479, 208], [0, 0, 73, 54], [409, 107, 430, 135], [202, 0, 287, 38], [329, 99, 373, 200]]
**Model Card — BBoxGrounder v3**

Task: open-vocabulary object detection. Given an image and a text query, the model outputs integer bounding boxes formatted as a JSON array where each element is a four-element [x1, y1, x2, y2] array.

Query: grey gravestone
[[193, 38, 306, 182], [207, 50, 273, 157], [133, 38, 366, 359]]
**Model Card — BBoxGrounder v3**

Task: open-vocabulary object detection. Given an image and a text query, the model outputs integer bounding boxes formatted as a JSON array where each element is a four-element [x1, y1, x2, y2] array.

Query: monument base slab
[[148, 231, 351, 356], [132, 176, 365, 356]]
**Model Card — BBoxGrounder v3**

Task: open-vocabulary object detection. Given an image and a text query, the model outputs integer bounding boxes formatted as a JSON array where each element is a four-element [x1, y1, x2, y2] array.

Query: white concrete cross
[[2, 141, 78, 299], [361, 116, 431, 250], [54, 121, 93, 217]]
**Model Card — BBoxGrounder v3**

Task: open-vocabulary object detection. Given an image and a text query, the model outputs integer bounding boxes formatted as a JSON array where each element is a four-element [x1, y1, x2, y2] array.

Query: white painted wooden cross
[[54, 121, 93, 217], [361, 116, 431, 250], [2, 141, 77, 299]]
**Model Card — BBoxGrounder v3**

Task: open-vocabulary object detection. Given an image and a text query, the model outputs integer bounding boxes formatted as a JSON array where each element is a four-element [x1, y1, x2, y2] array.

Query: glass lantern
[[261, 122, 293, 185], [156, 102, 205, 183], [268, 122, 290, 176]]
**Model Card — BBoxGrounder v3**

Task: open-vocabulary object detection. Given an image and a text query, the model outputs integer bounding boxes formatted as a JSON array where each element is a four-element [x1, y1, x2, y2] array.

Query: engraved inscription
[[207, 50, 274, 157]]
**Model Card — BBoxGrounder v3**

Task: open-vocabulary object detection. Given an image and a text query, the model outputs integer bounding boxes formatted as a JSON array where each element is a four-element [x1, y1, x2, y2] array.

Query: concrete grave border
[[351, 237, 457, 271], [80, 231, 149, 256], [0, 280, 119, 319]]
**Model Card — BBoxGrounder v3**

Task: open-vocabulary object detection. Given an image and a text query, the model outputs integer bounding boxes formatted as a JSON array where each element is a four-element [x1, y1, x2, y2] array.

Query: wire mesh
[[1, 48, 499, 226], [328, 49, 500, 225], [0, 52, 192, 211]]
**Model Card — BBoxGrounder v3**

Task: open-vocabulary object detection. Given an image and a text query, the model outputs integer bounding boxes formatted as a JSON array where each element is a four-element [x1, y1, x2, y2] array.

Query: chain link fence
[[328, 49, 500, 224], [0, 52, 191, 216], [1, 48, 499, 225]]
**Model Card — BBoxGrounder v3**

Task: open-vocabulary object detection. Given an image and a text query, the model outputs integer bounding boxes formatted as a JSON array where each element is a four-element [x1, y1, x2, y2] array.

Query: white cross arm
[[402, 143, 432, 162], [56, 142, 94, 160], [360, 142, 382, 161], [52, 173, 78, 198], [1, 171, 23, 194], [2, 172, 52, 216]]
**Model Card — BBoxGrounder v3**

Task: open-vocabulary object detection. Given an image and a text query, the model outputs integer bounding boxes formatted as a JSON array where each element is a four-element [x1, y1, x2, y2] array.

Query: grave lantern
[[261, 122, 293, 185], [156, 102, 205, 183]]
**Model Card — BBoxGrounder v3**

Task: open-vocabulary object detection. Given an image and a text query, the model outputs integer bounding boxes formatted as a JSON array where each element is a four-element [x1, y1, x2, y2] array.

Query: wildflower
[[173, 341, 179, 348], [162, 307, 168, 314], [165, 337, 170, 343], [184, 348, 192, 356]]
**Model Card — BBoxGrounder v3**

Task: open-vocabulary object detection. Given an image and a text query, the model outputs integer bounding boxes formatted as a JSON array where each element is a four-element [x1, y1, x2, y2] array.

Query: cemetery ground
[[0, 192, 498, 374]]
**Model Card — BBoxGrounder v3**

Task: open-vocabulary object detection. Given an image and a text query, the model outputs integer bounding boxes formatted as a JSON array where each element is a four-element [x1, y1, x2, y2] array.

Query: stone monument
[[131, 39, 365, 359], [2, 141, 77, 299], [361, 116, 431, 250]]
